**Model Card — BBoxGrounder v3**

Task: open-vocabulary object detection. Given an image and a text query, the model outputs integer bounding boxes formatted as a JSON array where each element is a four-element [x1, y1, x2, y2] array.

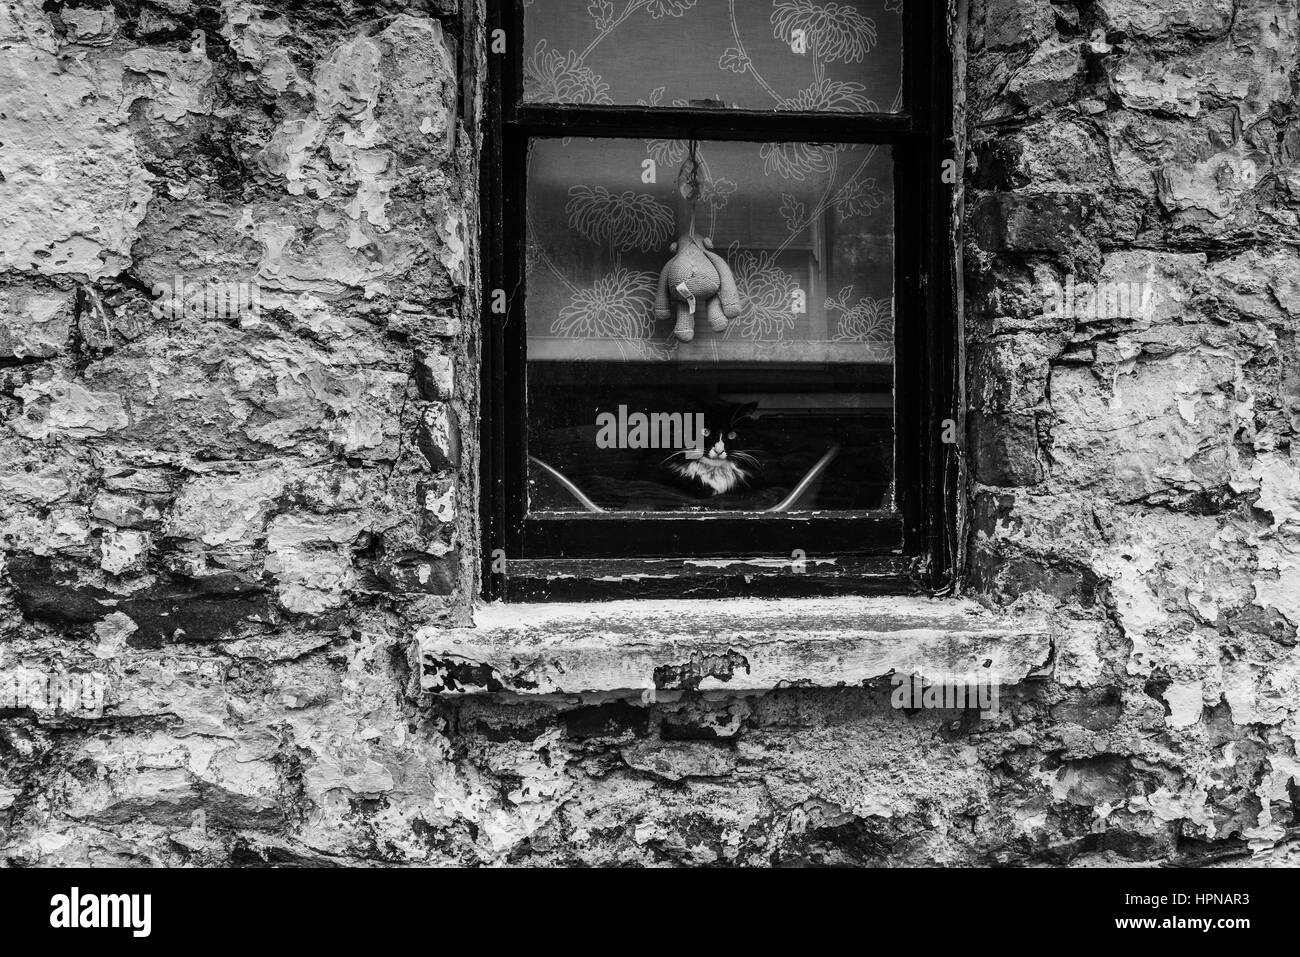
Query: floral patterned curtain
[[526, 136, 895, 363], [524, 0, 905, 114]]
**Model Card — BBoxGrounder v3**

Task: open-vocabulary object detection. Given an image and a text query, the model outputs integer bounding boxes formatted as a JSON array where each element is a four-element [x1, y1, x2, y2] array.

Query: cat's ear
[[702, 237, 714, 249], [732, 401, 759, 425], [668, 241, 678, 253]]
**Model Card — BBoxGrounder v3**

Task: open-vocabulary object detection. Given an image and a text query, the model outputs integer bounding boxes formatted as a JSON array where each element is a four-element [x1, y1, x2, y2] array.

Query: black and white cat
[[660, 402, 762, 497]]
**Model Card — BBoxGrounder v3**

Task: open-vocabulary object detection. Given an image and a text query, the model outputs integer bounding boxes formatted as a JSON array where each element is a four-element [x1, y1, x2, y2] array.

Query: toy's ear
[[669, 241, 678, 253], [702, 237, 714, 249]]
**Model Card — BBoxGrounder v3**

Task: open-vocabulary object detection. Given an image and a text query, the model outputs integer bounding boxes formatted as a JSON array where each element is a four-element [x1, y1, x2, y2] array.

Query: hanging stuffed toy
[[654, 144, 742, 342]]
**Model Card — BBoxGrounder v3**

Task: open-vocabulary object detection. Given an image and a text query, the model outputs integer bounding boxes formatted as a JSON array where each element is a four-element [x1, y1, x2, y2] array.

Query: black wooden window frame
[[481, 0, 957, 601]]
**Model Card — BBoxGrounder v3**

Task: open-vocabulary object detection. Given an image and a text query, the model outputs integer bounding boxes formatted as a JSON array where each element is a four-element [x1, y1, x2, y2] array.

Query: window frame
[[480, 0, 957, 601]]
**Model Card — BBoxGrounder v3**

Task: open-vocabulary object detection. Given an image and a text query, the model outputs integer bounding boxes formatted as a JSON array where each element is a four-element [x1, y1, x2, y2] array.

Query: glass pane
[[523, 0, 904, 114], [525, 136, 894, 514]]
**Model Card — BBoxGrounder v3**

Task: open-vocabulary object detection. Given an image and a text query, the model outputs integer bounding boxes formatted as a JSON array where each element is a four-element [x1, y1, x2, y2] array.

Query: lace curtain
[[523, 0, 905, 113], [526, 136, 895, 363]]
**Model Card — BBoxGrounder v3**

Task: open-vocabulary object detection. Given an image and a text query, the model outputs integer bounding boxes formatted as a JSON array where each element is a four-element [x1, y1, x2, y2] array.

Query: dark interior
[[528, 361, 893, 512]]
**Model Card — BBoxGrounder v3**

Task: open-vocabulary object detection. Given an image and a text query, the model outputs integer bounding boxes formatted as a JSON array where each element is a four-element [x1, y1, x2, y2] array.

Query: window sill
[[417, 597, 1051, 696]]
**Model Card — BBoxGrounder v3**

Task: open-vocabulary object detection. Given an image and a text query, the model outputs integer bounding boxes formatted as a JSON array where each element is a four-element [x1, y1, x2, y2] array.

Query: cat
[[658, 402, 762, 498]]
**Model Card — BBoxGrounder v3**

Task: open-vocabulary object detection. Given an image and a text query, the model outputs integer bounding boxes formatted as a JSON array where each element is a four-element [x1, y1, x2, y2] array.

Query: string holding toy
[[676, 139, 702, 237], [677, 139, 701, 199], [654, 139, 743, 343]]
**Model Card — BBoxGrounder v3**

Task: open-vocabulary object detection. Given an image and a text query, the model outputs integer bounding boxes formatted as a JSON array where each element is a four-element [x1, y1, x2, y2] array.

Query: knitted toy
[[654, 153, 742, 342], [654, 224, 742, 342]]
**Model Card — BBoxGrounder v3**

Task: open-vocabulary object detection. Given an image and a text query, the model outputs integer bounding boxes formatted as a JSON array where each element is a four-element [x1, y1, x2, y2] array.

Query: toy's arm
[[654, 262, 671, 320], [703, 250, 741, 318]]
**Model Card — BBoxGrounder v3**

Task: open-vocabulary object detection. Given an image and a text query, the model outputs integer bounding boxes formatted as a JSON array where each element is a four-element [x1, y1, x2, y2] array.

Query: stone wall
[[0, 0, 1296, 865], [965, 0, 1300, 861]]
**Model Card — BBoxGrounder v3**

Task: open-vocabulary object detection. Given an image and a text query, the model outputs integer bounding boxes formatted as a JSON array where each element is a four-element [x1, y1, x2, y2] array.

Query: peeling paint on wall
[[0, 0, 1298, 867]]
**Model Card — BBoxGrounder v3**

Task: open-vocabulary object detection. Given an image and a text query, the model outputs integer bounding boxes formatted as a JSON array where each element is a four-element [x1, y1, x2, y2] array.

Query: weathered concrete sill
[[417, 597, 1051, 696]]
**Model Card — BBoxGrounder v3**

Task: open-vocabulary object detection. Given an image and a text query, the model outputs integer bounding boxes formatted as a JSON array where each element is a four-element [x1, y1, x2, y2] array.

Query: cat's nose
[[711, 441, 726, 457]]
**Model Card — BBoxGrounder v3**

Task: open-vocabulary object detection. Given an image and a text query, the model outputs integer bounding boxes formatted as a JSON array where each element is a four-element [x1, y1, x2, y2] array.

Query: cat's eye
[[484, 0, 956, 598]]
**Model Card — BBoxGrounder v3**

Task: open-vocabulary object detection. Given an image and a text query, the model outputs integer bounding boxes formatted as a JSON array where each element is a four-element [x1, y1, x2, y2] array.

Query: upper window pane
[[522, 0, 905, 114]]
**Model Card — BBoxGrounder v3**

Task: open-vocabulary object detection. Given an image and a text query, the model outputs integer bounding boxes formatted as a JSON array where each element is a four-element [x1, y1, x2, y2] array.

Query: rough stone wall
[[0, 0, 482, 864], [965, 0, 1300, 860], [0, 0, 1297, 866]]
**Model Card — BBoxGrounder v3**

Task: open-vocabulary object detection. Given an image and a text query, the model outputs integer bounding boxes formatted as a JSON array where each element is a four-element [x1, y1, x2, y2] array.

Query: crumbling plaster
[[0, 0, 1297, 866]]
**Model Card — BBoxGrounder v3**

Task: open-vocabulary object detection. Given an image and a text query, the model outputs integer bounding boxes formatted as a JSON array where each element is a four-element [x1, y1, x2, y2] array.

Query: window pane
[[525, 136, 894, 514], [523, 0, 904, 114]]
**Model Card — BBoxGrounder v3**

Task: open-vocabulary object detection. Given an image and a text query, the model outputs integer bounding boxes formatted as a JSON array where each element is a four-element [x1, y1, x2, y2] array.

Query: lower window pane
[[524, 136, 894, 514]]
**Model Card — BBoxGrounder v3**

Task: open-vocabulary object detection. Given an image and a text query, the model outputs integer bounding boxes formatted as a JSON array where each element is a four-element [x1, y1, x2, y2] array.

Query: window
[[482, 0, 955, 600]]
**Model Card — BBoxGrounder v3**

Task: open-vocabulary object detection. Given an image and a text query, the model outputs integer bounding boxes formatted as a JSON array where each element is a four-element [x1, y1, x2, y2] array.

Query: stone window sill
[[417, 597, 1051, 696]]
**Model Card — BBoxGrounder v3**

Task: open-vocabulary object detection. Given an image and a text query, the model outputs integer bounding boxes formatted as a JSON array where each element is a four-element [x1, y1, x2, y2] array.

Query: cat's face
[[668, 402, 761, 496], [698, 407, 750, 462]]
